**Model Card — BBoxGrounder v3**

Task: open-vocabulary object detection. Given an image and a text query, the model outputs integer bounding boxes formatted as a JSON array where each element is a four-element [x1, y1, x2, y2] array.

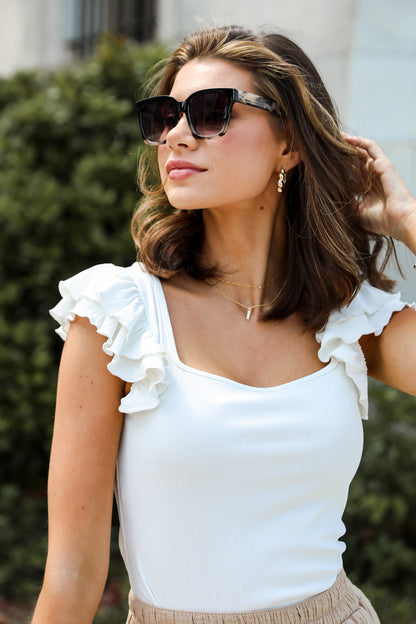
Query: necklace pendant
[[246, 307, 252, 321]]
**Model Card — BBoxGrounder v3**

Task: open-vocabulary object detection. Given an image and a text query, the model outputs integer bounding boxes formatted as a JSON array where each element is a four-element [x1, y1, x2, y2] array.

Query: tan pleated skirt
[[126, 570, 380, 624]]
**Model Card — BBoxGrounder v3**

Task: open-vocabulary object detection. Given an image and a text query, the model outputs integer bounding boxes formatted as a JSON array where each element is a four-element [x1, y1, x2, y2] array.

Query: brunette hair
[[131, 25, 395, 330]]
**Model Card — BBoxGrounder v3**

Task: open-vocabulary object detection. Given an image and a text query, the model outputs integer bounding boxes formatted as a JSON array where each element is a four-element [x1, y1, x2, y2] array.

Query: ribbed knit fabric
[[127, 571, 380, 624], [50, 263, 411, 613]]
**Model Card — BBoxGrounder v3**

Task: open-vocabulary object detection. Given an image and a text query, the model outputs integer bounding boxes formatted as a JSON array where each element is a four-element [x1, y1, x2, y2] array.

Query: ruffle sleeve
[[49, 263, 169, 414], [316, 282, 415, 419]]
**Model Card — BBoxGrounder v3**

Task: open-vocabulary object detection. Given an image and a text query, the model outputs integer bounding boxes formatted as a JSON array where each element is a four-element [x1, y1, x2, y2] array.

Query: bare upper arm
[[43, 315, 125, 611], [360, 306, 416, 396]]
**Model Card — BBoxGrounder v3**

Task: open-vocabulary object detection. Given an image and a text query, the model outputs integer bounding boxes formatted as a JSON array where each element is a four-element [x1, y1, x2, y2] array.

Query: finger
[[344, 135, 394, 182], [342, 133, 386, 161], [343, 135, 374, 164], [354, 145, 373, 162]]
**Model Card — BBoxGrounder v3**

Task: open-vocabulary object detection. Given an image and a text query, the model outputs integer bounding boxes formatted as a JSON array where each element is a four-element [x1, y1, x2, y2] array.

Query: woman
[[32, 25, 416, 624]]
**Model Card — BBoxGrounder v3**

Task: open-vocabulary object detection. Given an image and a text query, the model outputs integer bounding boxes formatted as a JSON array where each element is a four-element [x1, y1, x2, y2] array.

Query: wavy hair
[[131, 25, 395, 329]]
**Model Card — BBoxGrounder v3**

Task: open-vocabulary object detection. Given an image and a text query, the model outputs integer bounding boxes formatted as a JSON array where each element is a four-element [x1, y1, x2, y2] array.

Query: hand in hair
[[343, 134, 416, 253]]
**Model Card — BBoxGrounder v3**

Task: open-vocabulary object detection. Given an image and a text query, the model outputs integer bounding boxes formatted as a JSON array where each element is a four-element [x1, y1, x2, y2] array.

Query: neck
[[202, 200, 287, 282], [200, 196, 288, 310]]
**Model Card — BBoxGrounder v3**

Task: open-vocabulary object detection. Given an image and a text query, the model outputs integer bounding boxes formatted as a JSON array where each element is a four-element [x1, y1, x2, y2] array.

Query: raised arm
[[343, 134, 416, 247], [343, 135, 416, 395], [31, 316, 125, 624]]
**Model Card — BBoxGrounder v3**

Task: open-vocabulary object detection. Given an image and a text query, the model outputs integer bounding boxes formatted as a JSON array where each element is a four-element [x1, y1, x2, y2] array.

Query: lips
[[166, 160, 207, 179]]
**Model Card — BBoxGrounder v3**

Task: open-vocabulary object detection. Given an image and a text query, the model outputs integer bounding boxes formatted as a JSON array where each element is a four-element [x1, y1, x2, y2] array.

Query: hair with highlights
[[131, 25, 395, 329]]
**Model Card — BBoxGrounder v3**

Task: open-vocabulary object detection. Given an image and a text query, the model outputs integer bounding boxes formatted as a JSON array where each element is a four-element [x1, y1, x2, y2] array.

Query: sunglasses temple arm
[[234, 90, 282, 115]]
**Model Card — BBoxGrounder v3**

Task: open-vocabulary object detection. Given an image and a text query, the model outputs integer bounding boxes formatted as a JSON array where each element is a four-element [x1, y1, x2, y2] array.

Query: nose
[[166, 112, 198, 149]]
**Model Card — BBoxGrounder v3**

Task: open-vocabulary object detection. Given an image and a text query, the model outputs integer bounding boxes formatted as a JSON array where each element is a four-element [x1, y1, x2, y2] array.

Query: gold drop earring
[[277, 168, 287, 193]]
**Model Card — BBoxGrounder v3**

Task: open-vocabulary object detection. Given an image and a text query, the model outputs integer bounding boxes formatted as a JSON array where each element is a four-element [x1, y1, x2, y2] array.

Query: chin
[[167, 194, 205, 211]]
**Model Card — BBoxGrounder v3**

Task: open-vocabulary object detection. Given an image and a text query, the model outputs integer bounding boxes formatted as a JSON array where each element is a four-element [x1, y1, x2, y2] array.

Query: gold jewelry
[[206, 279, 287, 320], [277, 168, 287, 193], [215, 274, 280, 289]]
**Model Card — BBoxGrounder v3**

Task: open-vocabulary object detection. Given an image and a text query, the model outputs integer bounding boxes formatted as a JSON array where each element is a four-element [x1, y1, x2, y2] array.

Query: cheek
[[215, 130, 279, 183], [157, 147, 168, 183]]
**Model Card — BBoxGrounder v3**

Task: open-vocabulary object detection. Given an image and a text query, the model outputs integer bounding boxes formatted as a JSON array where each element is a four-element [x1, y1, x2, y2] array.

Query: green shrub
[[0, 32, 166, 608], [344, 381, 416, 623]]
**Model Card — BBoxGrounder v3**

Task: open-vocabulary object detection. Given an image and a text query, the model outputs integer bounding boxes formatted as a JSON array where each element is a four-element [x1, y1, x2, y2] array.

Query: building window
[[63, 0, 156, 58]]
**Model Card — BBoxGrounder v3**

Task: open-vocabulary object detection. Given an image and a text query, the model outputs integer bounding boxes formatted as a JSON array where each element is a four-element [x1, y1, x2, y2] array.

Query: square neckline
[[151, 272, 337, 393]]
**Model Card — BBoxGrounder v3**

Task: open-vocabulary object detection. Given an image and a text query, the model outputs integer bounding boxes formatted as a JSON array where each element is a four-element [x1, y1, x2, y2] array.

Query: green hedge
[[0, 33, 165, 620], [0, 33, 415, 624], [344, 382, 416, 622]]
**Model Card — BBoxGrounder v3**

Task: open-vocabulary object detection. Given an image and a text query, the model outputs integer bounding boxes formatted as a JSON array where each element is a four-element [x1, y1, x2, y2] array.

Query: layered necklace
[[205, 274, 286, 320]]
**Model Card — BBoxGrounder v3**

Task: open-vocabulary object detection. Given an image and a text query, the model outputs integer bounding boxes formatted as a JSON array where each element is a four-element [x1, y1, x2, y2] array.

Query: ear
[[279, 140, 302, 172]]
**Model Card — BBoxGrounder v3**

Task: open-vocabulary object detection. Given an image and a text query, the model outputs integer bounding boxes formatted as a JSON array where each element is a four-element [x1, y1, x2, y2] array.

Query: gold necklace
[[206, 279, 287, 320], [215, 274, 280, 289]]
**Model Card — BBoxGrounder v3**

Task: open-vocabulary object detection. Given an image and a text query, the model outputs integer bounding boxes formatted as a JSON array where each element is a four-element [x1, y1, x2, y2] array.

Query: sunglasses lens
[[137, 90, 232, 142], [189, 91, 230, 137], [139, 97, 178, 143]]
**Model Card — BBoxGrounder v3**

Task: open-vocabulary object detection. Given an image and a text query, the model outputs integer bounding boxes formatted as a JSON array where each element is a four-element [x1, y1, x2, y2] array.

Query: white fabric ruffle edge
[[316, 282, 414, 419], [50, 264, 414, 420], [49, 263, 169, 414]]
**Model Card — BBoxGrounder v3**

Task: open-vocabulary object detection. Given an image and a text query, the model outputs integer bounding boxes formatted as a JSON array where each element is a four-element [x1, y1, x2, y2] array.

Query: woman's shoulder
[[50, 262, 159, 330], [53, 262, 155, 299], [321, 282, 410, 340], [317, 281, 413, 356], [50, 262, 168, 414], [316, 282, 414, 419]]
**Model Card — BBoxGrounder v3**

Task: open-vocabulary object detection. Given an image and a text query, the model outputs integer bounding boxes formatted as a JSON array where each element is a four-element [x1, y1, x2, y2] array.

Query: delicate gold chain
[[215, 274, 280, 289], [206, 278, 287, 320]]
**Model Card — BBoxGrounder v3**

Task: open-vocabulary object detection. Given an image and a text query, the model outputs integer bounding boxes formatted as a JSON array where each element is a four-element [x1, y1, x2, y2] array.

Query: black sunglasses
[[135, 88, 281, 145]]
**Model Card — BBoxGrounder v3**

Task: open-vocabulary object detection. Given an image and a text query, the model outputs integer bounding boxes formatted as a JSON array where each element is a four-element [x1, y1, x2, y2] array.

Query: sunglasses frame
[[135, 88, 282, 145]]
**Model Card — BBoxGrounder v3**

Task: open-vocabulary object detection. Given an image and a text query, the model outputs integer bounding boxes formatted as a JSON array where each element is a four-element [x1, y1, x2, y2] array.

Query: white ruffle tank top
[[50, 262, 412, 612]]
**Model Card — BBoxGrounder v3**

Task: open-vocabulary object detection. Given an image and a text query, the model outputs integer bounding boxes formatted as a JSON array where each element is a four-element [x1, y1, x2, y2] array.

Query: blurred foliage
[[0, 31, 415, 624], [0, 32, 166, 621], [344, 381, 416, 623]]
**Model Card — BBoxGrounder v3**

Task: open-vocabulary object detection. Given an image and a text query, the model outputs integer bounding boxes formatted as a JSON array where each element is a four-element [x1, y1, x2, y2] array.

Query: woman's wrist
[[400, 200, 416, 256]]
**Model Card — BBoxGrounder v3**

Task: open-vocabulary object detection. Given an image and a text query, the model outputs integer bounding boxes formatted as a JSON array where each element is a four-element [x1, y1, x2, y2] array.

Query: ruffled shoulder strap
[[50, 263, 169, 414], [316, 282, 414, 419]]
